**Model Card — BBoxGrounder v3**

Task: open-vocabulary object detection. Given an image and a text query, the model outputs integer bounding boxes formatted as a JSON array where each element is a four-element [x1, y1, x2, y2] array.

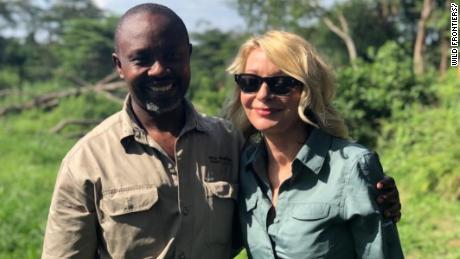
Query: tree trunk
[[439, 31, 449, 77], [413, 0, 433, 75], [323, 12, 358, 68], [379, 0, 389, 19]]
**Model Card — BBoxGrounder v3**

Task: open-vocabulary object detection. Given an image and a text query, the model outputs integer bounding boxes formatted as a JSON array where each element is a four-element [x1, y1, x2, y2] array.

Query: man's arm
[[42, 164, 98, 259], [376, 175, 402, 223], [371, 148, 402, 224]]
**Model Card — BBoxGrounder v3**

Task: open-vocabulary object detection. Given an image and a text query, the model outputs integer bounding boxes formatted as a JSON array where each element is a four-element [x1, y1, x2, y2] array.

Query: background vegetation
[[0, 0, 459, 258]]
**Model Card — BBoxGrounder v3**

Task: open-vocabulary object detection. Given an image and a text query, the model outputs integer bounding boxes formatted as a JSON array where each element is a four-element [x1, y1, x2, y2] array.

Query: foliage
[[378, 70, 460, 200], [395, 194, 460, 259], [189, 29, 246, 115], [0, 67, 20, 90], [334, 41, 433, 147], [0, 0, 459, 258], [232, 0, 401, 66], [53, 16, 117, 83], [376, 70, 460, 258], [0, 91, 121, 258], [0, 0, 111, 85]]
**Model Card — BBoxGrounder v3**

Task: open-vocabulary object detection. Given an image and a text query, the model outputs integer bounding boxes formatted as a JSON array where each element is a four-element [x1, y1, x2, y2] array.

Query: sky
[[92, 0, 246, 32]]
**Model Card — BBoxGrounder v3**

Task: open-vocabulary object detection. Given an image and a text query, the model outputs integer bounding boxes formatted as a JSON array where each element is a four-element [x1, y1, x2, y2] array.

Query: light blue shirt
[[239, 128, 404, 259]]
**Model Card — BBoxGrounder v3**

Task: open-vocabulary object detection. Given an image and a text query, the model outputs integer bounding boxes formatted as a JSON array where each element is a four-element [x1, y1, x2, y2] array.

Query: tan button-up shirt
[[42, 97, 243, 259]]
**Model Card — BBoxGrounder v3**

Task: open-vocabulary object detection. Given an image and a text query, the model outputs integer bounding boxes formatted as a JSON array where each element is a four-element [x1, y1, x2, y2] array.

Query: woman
[[226, 31, 404, 258]]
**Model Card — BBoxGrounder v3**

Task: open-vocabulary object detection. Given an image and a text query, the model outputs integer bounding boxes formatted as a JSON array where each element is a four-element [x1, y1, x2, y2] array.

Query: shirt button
[[178, 252, 186, 259], [182, 206, 189, 216]]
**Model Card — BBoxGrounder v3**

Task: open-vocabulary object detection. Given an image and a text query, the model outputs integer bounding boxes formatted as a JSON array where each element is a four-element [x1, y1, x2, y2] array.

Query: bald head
[[114, 3, 189, 53]]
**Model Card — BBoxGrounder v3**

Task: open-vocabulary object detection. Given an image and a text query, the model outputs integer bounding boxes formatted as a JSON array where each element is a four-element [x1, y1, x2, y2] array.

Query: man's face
[[113, 13, 191, 114]]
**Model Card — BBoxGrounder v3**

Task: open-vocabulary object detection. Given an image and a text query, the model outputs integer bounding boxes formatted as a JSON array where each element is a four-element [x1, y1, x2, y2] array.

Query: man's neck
[[131, 99, 186, 138]]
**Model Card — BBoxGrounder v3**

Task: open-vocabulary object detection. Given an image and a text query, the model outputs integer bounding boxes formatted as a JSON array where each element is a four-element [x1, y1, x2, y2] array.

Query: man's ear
[[112, 53, 124, 79], [188, 43, 193, 56]]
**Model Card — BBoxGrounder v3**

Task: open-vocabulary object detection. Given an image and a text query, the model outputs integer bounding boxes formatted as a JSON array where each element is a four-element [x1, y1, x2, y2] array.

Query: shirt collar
[[242, 127, 332, 176], [242, 139, 264, 170], [242, 140, 270, 189], [119, 94, 209, 145], [293, 127, 332, 175]]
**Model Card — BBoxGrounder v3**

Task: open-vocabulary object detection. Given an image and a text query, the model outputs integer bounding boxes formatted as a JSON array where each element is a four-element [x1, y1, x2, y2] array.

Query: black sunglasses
[[234, 73, 303, 95]]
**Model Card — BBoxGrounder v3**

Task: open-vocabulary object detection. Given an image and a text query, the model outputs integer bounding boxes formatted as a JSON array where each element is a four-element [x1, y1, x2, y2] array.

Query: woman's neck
[[263, 123, 309, 208], [263, 123, 309, 167]]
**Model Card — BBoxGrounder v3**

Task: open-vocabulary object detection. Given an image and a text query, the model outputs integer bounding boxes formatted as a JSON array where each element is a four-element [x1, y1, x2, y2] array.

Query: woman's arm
[[342, 152, 404, 259]]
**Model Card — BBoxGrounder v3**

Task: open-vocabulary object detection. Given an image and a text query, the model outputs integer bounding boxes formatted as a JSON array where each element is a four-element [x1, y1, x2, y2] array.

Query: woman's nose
[[255, 82, 272, 100]]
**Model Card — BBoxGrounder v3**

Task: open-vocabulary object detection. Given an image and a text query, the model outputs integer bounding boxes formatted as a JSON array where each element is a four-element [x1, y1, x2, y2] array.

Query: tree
[[231, 0, 399, 67], [39, 0, 104, 42], [334, 42, 434, 146], [53, 16, 117, 83], [0, 0, 41, 31], [189, 29, 246, 114], [413, 0, 434, 75]]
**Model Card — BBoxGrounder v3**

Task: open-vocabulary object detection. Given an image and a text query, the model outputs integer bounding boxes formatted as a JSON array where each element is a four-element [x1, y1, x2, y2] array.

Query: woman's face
[[240, 47, 303, 136]]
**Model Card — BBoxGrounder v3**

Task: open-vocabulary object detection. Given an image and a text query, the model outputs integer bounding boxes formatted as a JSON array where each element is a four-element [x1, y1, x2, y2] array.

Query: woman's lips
[[253, 107, 281, 116]]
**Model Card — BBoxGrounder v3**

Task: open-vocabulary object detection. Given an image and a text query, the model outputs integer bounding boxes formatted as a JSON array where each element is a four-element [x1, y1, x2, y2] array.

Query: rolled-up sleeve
[[342, 152, 404, 259], [42, 163, 98, 259]]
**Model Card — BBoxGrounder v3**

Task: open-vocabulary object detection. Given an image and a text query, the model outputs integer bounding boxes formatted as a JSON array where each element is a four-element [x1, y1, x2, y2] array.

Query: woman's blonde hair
[[224, 30, 348, 140]]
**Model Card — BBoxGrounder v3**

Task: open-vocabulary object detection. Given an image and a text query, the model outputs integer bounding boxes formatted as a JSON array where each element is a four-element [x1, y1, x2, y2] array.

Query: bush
[[335, 41, 434, 147], [378, 70, 460, 200], [0, 68, 20, 90]]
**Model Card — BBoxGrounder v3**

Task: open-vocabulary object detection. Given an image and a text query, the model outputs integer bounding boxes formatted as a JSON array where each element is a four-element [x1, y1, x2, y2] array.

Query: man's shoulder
[[62, 111, 123, 163], [195, 113, 244, 149], [197, 113, 239, 135]]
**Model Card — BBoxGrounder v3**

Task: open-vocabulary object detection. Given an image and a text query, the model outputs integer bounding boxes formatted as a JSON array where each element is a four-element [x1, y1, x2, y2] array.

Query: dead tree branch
[[0, 75, 126, 116], [323, 12, 358, 68]]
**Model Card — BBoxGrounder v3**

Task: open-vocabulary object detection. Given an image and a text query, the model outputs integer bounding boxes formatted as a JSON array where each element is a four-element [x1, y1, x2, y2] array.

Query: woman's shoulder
[[327, 135, 384, 185], [328, 135, 374, 163]]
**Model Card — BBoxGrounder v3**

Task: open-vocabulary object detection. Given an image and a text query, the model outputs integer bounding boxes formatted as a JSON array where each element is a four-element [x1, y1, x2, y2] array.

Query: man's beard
[[144, 98, 183, 114]]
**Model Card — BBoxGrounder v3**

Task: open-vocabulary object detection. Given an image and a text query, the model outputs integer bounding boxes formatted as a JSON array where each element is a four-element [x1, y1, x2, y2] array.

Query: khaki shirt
[[42, 97, 243, 259]]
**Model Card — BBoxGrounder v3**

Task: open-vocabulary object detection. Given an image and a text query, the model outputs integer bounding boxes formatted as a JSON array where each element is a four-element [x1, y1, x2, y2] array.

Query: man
[[42, 3, 400, 259]]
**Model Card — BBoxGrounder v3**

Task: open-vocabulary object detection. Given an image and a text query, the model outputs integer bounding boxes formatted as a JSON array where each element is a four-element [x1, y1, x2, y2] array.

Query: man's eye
[[130, 57, 150, 66], [164, 52, 185, 62]]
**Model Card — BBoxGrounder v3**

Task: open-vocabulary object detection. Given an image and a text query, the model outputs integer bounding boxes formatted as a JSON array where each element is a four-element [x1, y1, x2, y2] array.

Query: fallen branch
[[50, 118, 103, 134], [0, 89, 19, 98], [0, 77, 126, 116]]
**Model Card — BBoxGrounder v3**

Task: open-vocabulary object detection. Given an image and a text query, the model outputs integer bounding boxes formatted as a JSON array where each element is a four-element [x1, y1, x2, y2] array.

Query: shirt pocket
[[100, 187, 159, 217], [204, 180, 238, 246], [284, 203, 333, 258], [290, 203, 330, 221]]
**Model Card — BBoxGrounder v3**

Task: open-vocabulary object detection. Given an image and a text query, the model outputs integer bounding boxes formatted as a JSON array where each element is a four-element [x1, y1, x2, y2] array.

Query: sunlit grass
[[1, 86, 459, 258]]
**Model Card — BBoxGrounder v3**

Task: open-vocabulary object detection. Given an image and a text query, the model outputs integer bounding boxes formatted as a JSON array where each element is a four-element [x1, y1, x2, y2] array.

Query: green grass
[[396, 193, 460, 259], [0, 125, 74, 258], [1, 86, 459, 258]]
